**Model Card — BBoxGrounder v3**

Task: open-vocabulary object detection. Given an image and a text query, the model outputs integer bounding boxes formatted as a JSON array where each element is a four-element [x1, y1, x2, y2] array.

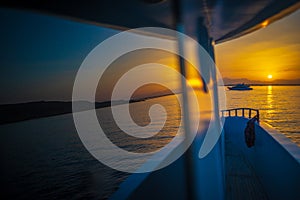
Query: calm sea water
[[224, 85, 300, 146], [0, 95, 182, 199], [0, 86, 299, 199]]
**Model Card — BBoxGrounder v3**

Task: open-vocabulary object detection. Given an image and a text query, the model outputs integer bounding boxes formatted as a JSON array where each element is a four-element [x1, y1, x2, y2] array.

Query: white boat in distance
[[228, 83, 253, 90]]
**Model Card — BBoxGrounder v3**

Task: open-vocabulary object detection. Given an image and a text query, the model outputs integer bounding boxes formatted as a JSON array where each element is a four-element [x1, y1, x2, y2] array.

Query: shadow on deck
[[225, 136, 269, 200]]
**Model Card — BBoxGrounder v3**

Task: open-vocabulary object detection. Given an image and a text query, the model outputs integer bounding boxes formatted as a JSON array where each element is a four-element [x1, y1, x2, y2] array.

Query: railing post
[[235, 109, 237, 117], [229, 110, 231, 117], [249, 109, 252, 118], [242, 108, 244, 117]]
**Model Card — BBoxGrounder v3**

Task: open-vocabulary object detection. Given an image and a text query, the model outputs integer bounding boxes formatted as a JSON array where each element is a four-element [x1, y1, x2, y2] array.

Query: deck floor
[[225, 137, 269, 200]]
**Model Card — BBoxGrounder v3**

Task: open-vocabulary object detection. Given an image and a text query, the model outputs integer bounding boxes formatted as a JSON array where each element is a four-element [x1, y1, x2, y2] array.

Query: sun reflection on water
[[267, 86, 273, 114]]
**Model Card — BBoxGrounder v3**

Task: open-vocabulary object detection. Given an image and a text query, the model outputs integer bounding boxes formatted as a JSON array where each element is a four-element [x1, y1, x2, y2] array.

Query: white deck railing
[[221, 108, 259, 123]]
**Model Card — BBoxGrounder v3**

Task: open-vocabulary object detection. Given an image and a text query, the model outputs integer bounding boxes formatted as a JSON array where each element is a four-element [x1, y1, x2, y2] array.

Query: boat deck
[[225, 136, 269, 200]]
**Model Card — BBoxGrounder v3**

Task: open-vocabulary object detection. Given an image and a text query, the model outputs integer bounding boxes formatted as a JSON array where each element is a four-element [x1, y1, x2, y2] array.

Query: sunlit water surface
[[224, 85, 300, 146], [0, 86, 299, 199]]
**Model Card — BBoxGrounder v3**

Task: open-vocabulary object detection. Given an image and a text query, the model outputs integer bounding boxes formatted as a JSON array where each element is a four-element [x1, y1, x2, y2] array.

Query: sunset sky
[[215, 9, 300, 82], [0, 7, 299, 104]]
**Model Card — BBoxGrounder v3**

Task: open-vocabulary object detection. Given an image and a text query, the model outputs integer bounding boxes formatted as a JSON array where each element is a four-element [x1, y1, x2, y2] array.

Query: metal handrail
[[221, 108, 259, 123]]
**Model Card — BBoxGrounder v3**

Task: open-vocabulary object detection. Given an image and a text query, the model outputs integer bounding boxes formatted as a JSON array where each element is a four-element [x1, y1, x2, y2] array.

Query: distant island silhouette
[[0, 92, 175, 125], [221, 77, 300, 86], [1, 79, 298, 125]]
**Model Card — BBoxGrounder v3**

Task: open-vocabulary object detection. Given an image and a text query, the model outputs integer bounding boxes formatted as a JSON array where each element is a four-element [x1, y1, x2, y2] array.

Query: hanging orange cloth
[[244, 116, 258, 148]]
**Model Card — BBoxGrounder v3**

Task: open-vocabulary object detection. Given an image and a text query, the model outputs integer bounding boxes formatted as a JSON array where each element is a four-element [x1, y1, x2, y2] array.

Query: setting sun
[[268, 74, 273, 79]]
